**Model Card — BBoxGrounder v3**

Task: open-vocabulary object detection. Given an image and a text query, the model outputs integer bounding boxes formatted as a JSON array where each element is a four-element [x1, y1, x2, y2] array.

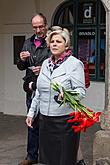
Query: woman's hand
[[58, 92, 64, 101], [26, 116, 33, 128], [54, 92, 64, 104]]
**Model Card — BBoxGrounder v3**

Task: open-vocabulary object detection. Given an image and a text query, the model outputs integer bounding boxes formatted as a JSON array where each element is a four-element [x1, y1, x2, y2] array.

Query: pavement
[[0, 112, 101, 165]]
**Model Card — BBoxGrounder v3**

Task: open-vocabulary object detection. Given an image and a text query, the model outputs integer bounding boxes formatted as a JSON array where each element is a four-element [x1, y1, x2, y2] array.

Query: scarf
[[47, 49, 72, 73]]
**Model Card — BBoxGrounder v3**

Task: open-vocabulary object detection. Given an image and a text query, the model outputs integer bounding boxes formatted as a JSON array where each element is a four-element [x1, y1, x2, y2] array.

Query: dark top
[[17, 34, 51, 97]]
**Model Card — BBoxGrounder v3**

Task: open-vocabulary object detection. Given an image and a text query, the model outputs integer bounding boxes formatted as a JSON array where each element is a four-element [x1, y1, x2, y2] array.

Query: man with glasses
[[17, 13, 51, 165]]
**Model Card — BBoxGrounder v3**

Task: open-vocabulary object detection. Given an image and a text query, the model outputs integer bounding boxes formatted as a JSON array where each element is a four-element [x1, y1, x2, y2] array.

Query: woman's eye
[[50, 40, 61, 43], [50, 40, 54, 43], [57, 40, 61, 43]]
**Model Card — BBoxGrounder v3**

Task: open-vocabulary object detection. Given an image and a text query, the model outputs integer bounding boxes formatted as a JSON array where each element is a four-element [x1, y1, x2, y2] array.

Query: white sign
[[84, 6, 92, 18]]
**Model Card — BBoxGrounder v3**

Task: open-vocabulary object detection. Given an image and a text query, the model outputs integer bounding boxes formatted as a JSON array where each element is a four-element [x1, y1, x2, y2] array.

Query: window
[[13, 36, 25, 64], [51, 0, 106, 81], [51, 1, 74, 28], [77, 29, 96, 76], [100, 3, 106, 24], [99, 29, 105, 78]]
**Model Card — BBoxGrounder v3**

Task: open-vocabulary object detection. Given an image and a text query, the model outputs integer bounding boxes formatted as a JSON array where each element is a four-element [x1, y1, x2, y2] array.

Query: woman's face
[[50, 34, 66, 59]]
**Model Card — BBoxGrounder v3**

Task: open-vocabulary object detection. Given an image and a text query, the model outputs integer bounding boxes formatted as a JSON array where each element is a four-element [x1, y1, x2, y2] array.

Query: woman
[[26, 26, 86, 165]]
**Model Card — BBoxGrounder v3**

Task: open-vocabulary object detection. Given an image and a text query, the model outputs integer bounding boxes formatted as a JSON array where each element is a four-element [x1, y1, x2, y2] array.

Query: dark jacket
[[17, 34, 51, 96]]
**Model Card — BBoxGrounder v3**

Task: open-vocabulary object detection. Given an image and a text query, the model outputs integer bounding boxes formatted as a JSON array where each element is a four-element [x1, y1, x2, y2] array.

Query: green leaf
[[51, 82, 93, 118]]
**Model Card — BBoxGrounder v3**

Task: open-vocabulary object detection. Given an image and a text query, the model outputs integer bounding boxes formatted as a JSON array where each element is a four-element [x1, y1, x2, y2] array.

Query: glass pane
[[77, 29, 96, 75], [100, 3, 106, 24], [78, 2, 96, 24], [55, 4, 74, 26], [13, 36, 25, 65], [69, 29, 74, 50], [99, 30, 105, 77]]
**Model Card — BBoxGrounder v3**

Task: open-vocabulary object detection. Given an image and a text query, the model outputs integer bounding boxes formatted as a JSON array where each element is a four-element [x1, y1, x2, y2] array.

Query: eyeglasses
[[33, 25, 45, 30]]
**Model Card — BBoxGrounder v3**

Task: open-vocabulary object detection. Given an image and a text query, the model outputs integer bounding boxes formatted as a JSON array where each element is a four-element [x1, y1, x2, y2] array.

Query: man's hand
[[29, 82, 33, 90], [32, 66, 41, 75], [26, 116, 33, 128], [20, 51, 30, 61]]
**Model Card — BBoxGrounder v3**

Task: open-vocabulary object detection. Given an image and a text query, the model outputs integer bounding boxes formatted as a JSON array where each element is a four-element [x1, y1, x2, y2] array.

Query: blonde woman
[[26, 26, 86, 165]]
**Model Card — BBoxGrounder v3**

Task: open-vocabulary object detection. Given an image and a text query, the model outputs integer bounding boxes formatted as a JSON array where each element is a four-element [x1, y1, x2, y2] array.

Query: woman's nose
[[53, 41, 57, 45]]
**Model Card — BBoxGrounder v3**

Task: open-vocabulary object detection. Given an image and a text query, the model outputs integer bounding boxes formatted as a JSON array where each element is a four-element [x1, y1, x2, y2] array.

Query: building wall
[[0, 0, 36, 115], [0, 0, 106, 115], [34, 0, 64, 26], [0, 34, 5, 113]]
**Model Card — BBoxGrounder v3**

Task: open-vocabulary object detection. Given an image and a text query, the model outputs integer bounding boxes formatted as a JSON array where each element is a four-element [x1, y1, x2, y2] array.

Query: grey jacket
[[27, 55, 86, 117]]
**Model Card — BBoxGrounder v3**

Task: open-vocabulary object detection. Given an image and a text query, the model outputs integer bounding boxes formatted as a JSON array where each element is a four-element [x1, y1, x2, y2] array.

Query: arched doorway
[[51, 0, 106, 81]]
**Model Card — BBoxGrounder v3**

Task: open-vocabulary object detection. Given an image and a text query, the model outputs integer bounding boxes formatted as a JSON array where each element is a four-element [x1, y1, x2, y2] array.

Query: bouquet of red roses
[[51, 82, 101, 133]]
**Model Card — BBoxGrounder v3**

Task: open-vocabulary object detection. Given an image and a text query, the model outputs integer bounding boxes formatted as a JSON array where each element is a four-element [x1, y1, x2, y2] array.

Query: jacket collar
[[30, 34, 47, 48]]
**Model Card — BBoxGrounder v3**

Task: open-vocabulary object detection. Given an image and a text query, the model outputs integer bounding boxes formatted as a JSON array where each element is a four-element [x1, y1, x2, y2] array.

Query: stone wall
[[93, 0, 110, 164]]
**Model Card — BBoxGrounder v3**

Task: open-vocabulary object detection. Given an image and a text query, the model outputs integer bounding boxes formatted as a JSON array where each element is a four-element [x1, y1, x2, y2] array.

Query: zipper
[[47, 81, 51, 116], [42, 71, 52, 116], [47, 72, 53, 116]]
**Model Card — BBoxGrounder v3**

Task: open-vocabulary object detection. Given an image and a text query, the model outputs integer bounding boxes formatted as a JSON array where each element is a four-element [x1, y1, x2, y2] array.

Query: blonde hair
[[46, 26, 70, 48]]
